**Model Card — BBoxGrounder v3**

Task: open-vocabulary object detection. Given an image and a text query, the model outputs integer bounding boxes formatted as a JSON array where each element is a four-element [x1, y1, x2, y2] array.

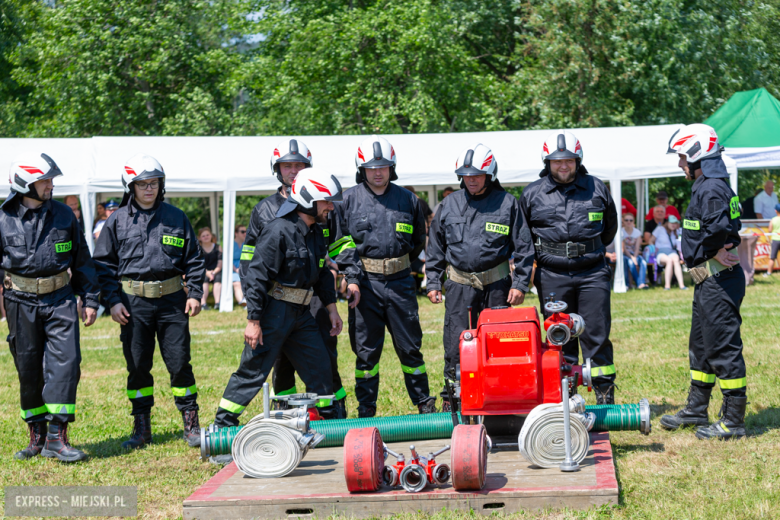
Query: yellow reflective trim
[[485, 222, 509, 235], [588, 212, 603, 222], [319, 258, 325, 267], [162, 235, 184, 247], [729, 196, 740, 219], [171, 384, 198, 397], [591, 364, 616, 377], [219, 398, 246, 414], [719, 377, 747, 389], [323, 229, 330, 237], [683, 219, 700, 230], [691, 371, 716, 384], [396, 223, 413, 234]]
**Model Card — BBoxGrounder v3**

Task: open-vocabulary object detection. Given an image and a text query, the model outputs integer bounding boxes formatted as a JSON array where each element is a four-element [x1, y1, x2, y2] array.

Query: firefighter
[[426, 144, 535, 410], [215, 168, 343, 434], [238, 139, 360, 418], [93, 154, 205, 450], [4, 153, 100, 462], [333, 135, 436, 417], [519, 132, 619, 404], [661, 124, 748, 440]]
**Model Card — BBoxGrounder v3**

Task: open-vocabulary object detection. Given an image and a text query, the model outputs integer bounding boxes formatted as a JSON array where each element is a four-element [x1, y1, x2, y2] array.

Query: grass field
[[1, 276, 779, 519]]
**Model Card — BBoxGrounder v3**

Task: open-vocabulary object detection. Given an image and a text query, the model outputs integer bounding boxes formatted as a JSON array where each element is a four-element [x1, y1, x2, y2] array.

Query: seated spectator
[[64, 195, 86, 234], [644, 205, 666, 244], [232, 224, 247, 306], [651, 216, 686, 290], [621, 213, 647, 289], [644, 190, 681, 222], [198, 227, 222, 310]]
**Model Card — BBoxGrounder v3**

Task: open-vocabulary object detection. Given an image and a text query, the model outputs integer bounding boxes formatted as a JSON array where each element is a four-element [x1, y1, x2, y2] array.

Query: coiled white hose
[[518, 400, 592, 469], [232, 417, 307, 478]]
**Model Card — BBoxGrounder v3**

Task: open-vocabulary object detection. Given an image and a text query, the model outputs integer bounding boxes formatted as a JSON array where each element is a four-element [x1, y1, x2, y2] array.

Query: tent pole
[[209, 192, 219, 242], [611, 179, 627, 293], [644, 179, 649, 223], [81, 190, 96, 254], [635, 180, 645, 233], [219, 190, 237, 313], [427, 185, 437, 208]]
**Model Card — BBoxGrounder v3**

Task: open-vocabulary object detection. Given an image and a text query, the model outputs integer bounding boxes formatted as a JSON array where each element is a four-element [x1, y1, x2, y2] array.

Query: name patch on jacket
[[319, 258, 325, 267], [55, 241, 72, 253], [683, 219, 700, 230], [588, 212, 603, 222], [729, 196, 741, 219], [162, 235, 184, 248], [323, 229, 330, 237], [485, 222, 509, 235], [396, 223, 413, 234]]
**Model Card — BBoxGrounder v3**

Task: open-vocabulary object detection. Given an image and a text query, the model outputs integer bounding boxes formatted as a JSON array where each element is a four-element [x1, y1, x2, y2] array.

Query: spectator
[[404, 186, 433, 229], [93, 199, 118, 240], [651, 215, 686, 290], [765, 203, 780, 277], [64, 195, 85, 234], [93, 202, 106, 232], [644, 190, 681, 222], [198, 227, 222, 310], [741, 188, 762, 220], [621, 198, 637, 219], [754, 180, 778, 219], [432, 186, 455, 215], [232, 224, 247, 306], [644, 205, 666, 244], [621, 213, 648, 289]]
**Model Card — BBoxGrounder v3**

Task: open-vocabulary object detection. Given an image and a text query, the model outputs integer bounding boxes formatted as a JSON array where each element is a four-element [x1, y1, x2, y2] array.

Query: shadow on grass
[[747, 406, 780, 436], [78, 429, 185, 459], [613, 442, 665, 455], [649, 403, 680, 417]]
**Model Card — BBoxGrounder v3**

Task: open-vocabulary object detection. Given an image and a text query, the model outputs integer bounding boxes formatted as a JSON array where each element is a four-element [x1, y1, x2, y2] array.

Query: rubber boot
[[660, 385, 711, 430], [182, 410, 201, 447], [594, 384, 616, 405], [41, 422, 87, 462], [696, 395, 748, 441], [441, 399, 452, 413], [122, 413, 152, 450], [358, 404, 376, 418], [15, 422, 47, 460], [417, 397, 438, 414], [334, 398, 348, 419], [271, 399, 290, 411]]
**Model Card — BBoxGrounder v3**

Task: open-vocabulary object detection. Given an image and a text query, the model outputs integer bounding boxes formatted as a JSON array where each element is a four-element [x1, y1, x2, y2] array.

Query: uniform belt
[[360, 255, 411, 276], [4, 271, 70, 295], [447, 261, 510, 291], [534, 237, 603, 258], [268, 281, 314, 305], [689, 258, 739, 285], [121, 276, 184, 298]]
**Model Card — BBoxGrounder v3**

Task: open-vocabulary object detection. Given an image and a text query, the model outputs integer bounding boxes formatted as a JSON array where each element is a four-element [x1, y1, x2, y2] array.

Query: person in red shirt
[[621, 198, 637, 218], [644, 190, 681, 221]]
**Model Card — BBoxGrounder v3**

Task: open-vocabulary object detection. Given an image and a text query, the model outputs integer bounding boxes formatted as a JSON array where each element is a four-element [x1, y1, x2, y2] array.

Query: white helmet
[[355, 135, 397, 182], [270, 138, 312, 185], [455, 144, 497, 180], [278, 167, 343, 218], [122, 154, 165, 193], [541, 131, 583, 163], [8, 153, 63, 196], [666, 124, 721, 163]]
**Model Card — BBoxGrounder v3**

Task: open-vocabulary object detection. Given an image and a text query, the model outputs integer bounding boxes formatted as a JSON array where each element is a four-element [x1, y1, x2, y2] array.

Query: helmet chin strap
[[22, 184, 45, 201]]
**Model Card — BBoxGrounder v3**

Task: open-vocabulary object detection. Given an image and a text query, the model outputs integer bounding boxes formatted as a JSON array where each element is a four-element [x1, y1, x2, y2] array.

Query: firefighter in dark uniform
[[426, 144, 535, 410], [661, 124, 748, 440], [4, 153, 100, 462], [333, 135, 436, 417], [238, 139, 359, 418], [215, 168, 344, 433], [520, 131, 619, 404], [93, 154, 205, 450]]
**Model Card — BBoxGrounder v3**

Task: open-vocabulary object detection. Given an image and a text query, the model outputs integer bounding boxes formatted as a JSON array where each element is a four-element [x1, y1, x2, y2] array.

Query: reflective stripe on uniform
[[591, 364, 616, 377], [719, 377, 747, 389], [45, 403, 76, 415], [171, 384, 198, 397], [127, 387, 154, 399], [691, 370, 716, 384], [329, 236, 357, 258], [334, 387, 347, 400], [20, 405, 48, 420], [316, 398, 332, 408], [219, 398, 246, 414], [401, 364, 427, 375], [240, 244, 256, 261], [355, 365, 379, 379], [276, 386, 298, 396]]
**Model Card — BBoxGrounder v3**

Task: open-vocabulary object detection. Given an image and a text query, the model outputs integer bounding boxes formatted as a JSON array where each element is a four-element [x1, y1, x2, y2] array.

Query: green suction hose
[[587, 398, 651, 434]]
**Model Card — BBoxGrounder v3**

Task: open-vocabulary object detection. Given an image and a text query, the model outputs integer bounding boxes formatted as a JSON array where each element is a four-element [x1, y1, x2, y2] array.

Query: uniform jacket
[[332, 182, 425, 282], [520, 171, 618, 272], [93, 200, 205, 308], [0, 194, 100, 308], [426, 184, 534, 293], [244, 212, 337, 321], [682, 175, 741, 267]]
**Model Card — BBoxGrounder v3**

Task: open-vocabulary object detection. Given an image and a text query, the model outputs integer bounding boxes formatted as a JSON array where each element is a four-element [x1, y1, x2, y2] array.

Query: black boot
[[15, 422, 47, 460], [441, 399, 452, 413], [358, 404, 376, 418], [271, 399, 290, 411], [182, 410, 201, 447], [696, 395, 748, 441], [122, 413, 152, 450], [594, 384, 616, 405], [41, 422, 87, 462], [417, 397, 437, 414], [660, 385, 711, 430], [334, 398, 348, 419]]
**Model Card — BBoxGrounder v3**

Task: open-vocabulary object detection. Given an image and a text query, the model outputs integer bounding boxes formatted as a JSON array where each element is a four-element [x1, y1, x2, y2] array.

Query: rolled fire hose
[[343, 427, 384, 492], [518, 400, 592, 469]]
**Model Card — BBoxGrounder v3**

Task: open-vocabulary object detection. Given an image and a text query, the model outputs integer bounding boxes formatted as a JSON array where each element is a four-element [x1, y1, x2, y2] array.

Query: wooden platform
[[184, 432, 618, 519]]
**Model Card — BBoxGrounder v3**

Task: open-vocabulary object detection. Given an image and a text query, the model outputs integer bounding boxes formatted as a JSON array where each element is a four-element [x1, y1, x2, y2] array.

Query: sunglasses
[[623, 218, 634, 222], [238, 230, 247, 234]]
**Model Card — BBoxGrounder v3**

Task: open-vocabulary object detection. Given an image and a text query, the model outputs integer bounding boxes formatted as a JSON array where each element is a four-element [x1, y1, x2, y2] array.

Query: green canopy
[[705, 88, 780, 148]]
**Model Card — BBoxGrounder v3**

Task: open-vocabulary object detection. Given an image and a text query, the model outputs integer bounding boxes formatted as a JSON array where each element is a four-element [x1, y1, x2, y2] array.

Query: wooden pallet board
[[184, 432, 618, 519]]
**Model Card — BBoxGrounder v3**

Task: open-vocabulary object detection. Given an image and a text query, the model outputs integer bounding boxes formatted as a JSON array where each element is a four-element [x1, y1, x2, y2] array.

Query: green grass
[[1, 277, 779, 519]]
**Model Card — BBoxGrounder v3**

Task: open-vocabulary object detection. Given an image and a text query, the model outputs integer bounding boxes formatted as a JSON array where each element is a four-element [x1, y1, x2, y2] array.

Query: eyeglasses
[[135, 181, 159, 190], [238, 229, 246, 234], [623, 218, 634, 223]]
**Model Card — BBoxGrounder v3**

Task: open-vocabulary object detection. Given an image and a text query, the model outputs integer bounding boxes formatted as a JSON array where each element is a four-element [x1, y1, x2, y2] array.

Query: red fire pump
[[455, 297, 593, 430]]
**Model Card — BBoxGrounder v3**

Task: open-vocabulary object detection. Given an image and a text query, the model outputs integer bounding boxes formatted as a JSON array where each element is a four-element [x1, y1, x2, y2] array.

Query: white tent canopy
[[0, 124, 739, 309]]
